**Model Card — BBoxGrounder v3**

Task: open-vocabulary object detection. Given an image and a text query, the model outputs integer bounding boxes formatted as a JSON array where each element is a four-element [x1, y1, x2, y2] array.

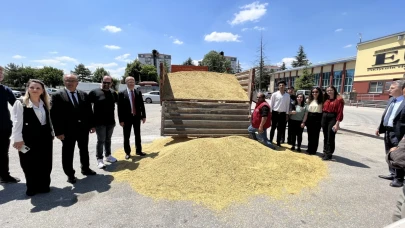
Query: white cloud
[[102, 25, 122, 33], [229, 1, 268, 25], [192, 59, 202, 66], [115, 54, 132, 62], [55, 56, 78, 63], [32, 59, 66, 66], [335, 28, 343, 32], [344, 44, 352, 48], [253, 26, 266, 31], [204, 32, 241, 42], [173, 39, 184, 45], [104, 45, 121, 50], [241, 28, 249, 32], [106, 67, 126, 78], [35, 66, 44, 69], [86, 62, 118, 70], [277, 57, 295, 68], [12, 55, 26, 59], [49, 51, 58, 54]]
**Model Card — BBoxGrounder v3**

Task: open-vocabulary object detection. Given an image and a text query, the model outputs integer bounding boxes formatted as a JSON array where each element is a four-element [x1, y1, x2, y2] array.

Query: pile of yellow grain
[[112, 136, 328, 211], [162, 71, 249, 101]]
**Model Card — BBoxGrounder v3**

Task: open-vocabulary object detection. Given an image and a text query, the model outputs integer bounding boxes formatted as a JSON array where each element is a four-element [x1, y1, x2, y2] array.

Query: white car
[[142, 91, 160, 103], [12, 90, 22, 98], [46, 88, 58, 95]]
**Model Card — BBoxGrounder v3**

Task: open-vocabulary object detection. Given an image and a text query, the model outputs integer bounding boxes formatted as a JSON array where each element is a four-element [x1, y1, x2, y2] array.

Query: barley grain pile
[[162, 71, 249, 101], [112, 136, 328, 211]]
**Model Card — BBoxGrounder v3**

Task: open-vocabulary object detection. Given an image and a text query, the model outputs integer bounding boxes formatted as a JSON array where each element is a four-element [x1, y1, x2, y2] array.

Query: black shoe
[[81, 169, 96, 175], [26, 190, 36, 196], [291, 146, 295, 150], [322, 155, 332, 161], [0, 175, 21, 183], [379, 175, 394, 180], [67, 176, 77, 184], [125, 154, 130, 160], [390, 179, 404, 187], [297, 148, 301, 152], [136, 152, 146, 156]]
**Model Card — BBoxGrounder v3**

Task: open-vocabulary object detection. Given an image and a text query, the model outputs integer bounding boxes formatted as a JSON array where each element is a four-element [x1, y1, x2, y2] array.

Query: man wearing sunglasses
[[89, 76, 118, 169]]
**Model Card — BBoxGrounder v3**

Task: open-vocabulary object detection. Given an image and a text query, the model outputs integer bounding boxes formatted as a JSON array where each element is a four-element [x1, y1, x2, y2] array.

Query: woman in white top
[[11, 79, 54, 196], [302, 87, 324, 155]]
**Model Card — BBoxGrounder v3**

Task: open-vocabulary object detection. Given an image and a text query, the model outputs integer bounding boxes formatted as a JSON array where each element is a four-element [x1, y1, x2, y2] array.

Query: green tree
[[164, 60, 170, 73], [201, 50, 232, 73], [140, 65, 158, 82], [236, 60, 242, 73], [111, 77, 120, 91], [125, 59, 143, 82], [72, 63, 92, 82], [3, 64, 39, 88], [280, 62, 286, 70], [92, 67, 110, 82], [291, 45, 309, 67], [295, 66, 314, 90], [36, 66, 64, 88], [182, 57, 194, 66]]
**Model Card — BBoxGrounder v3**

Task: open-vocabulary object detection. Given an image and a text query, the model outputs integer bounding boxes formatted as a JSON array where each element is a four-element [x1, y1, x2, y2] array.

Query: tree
[[3, 64, 39, 88], [36, 66, 64, 88], [164, 60, 170, 73], [140, 65, 158, 82], [125, 59, 143, 82], [236, 61, 242, 73], [253, 33, 271, 91], [280, 62, 286, 70], [295, 66, 314, 90], [72, 63, 92, 82], [182, 57, 194, 66], [201, 50, 232, 73], [111, 77, 120, 91], [291, 45, 309, 68], [92, 67, 110, 83], [152, 49, 159, 69]]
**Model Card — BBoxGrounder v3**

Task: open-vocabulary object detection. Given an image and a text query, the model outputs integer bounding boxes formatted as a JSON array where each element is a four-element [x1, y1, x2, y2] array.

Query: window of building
[[344, 69, 354, 92], [291, 77, 296, 88], [274, 78, 278, 91], [314, 73, 320, 87], [333, 71, 342, 93], [322, 72, 330, 89], [286, 77, 290, 88], [369, 81, 384, 93]]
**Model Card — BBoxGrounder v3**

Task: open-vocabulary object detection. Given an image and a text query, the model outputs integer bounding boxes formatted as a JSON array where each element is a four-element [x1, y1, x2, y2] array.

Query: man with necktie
[[376, 80, 405, 187], [51, 73, 96, 184], [118, 76, 146, 159]]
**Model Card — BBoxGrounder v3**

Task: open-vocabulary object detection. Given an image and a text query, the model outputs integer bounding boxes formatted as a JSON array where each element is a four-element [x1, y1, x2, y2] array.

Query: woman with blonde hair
[[11, 79, 54, 196]]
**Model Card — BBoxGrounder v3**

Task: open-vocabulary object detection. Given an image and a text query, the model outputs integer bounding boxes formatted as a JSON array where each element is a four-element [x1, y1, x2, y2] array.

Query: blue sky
[[0, 0, 404, 78]]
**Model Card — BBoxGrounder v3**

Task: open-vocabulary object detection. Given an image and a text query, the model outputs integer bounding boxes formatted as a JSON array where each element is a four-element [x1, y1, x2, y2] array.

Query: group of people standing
[[249, 80, 345, 161], [0, 65, 146, 196]]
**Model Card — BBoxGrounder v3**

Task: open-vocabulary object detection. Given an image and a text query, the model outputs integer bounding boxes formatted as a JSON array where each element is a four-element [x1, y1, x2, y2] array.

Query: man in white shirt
[[269, 80, 290, 147]]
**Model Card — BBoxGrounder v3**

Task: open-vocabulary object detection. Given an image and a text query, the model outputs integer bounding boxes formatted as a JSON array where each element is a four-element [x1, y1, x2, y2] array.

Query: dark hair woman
[[302, 87, 323, 155], [288, 93, 307, 152], [321, 86, 344, 160], [10, 79, 54, 196]]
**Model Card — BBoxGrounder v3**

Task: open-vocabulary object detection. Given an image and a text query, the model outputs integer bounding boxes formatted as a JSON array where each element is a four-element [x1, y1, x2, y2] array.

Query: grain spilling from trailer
[[112, 136, 329, 211], [159, 63, 255, 137]]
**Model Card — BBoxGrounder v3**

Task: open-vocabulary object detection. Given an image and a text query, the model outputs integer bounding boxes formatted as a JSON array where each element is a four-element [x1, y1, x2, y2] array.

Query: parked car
[[296, 90, 311, 97], [12, 90, 22, 98], [46, 88, 58, 95], [142, 91, 160, 103]]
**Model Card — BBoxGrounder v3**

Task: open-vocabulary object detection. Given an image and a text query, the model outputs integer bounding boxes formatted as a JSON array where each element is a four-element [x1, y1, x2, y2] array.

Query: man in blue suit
[[376, 80, 405, 187]]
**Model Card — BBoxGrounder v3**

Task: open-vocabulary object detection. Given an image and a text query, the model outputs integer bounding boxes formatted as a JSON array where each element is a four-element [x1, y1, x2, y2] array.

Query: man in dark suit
[[51, 73, 96, 184], [118, 76, 146, 159], [376, 80, 405, 187]]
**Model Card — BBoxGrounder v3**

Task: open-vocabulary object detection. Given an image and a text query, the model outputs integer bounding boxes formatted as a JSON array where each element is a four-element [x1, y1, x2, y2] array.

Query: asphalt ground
[[0, 103, 401, 228]]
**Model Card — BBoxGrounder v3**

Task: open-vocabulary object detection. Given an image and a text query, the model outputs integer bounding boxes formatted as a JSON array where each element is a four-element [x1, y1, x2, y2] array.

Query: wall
[[354, 36, 405, 82], [171, 65, 209, 73]]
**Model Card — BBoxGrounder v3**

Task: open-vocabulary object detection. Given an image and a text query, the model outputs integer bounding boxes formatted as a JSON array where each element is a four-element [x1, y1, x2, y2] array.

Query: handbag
[[386, 139, 405, 169]]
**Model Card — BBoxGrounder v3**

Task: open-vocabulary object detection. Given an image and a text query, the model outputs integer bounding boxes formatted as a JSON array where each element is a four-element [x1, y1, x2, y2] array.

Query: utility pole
[[259, 32, 264, 91]]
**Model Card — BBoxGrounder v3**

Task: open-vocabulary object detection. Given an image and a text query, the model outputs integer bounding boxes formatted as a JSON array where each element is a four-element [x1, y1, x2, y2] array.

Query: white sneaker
[[105, 155, 117, 163], [97, 159, 106, 169]]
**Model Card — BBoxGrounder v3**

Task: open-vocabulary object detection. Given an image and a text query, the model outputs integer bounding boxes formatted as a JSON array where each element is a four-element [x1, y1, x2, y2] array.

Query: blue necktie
[[384, 98, 397, 126]]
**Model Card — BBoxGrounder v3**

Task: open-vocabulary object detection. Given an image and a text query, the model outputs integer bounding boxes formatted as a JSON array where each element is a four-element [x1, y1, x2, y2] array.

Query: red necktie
[[131, 90, 136, 115]]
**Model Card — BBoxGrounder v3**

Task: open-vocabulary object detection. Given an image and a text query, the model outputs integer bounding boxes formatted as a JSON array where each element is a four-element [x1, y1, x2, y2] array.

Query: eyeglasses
[[102, 81, 111, 84]]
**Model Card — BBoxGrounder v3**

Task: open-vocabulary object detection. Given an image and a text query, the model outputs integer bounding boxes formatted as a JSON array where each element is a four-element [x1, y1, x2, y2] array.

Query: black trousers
[[306, 113, 322, 154], [269, 111, 287, 144], [62, 128, 90, 177], [123, 115, 142, 154], [385, 130, 404, 181], [19, 125, 53, 192], [290, 119, 304, 148], [322, 113, 337, 155], [0, 128, 12, 179]]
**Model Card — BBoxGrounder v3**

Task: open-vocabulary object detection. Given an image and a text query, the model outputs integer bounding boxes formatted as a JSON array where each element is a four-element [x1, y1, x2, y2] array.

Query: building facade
[[269, 57, 356, 94], [353, 31, 405, 100], [224, 56, 238, 73], [138, 53, 172, 76]]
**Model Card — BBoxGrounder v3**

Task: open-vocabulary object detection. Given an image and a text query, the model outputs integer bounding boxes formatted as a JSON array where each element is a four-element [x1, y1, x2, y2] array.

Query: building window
[[322, 72, 330, 89], [369, 81, 384, 93], [274, 78, 278, 91], [286, 77, 290, 88], [291, 77, 296, 88], [313, 73, 320, 87], [333, 71, 342, 92], [344, 69, 354, 92]]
